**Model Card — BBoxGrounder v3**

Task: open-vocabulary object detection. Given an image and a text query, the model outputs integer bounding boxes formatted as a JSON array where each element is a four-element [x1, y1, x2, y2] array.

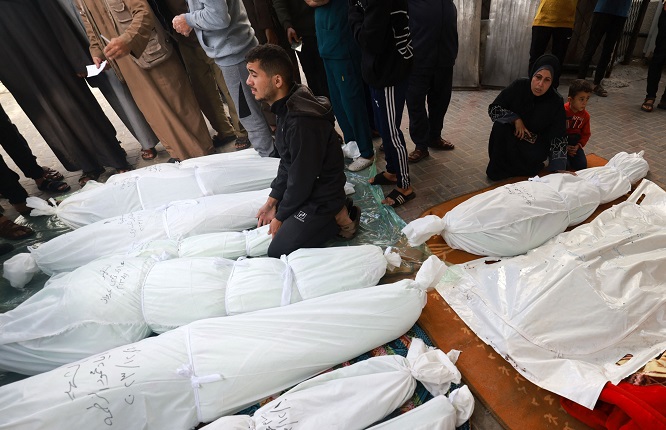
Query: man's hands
[[265, 28, 279, 45], [173, 14, 192, 36], [269, 218, 282, 237], [286, 27, 301, 45], [93, 56, 107, 70], [257, 197, 278, 227], [304, 0, 330, 6], [257, 197, 282, 237], [103, 38, 130, 61]]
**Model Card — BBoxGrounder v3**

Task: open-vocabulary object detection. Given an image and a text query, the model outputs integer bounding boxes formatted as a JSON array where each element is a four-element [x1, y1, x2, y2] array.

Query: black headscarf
[[530, 54, 561, 87]]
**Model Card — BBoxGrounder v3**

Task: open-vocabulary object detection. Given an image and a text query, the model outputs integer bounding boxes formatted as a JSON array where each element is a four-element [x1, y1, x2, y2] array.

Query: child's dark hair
[[245, 44, 293, 85], [568, 79, 594, 98]]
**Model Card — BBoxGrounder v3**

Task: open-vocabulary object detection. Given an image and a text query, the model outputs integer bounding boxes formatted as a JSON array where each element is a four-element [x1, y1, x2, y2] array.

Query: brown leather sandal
[[0, 216, 34, 240], [641, 98, 655, 112], [408, 148, 430, 163]]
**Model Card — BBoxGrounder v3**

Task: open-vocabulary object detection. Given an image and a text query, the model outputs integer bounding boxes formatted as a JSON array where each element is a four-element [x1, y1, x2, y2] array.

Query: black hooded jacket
[[408, 0, 458, 71], [269, 84, 347, 222], [348, 0, 413, 87]]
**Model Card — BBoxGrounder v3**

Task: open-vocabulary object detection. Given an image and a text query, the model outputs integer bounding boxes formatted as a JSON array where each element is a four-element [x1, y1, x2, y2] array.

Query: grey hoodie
[[185, 0, 258, 66]]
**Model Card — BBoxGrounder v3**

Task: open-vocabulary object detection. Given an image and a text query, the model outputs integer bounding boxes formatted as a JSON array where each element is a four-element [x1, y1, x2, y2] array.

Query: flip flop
[[369, 171, 397, 185], [383, 189, 416, 207]]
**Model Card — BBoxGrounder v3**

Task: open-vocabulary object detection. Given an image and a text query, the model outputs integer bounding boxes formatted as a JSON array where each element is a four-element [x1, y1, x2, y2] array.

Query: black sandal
[[383, 189, 416, 207], [369, 171, 397, 185], [78, 169, 104, 187], [37, 178, 71, 193], [658, 97, 666, 110], [41, 166, 64, 181]]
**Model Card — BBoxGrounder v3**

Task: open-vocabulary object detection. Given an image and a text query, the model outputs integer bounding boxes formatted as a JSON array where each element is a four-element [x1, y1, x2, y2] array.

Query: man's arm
[[109, 0, 154, 59], [184, 0, 231, 30], [76, 0, 105, 60], [271, 0, 293, 30], [348, 0, 390, 55]]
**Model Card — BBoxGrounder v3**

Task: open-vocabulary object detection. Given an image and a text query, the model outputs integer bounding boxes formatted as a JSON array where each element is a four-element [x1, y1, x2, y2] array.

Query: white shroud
[[0, 246, 401, 375], [0, 256, 446, 430], [202, 338, 471, 430], [402, 151, 648, 257], [26, 152, 275, 229], [3, 189, 270, 288]]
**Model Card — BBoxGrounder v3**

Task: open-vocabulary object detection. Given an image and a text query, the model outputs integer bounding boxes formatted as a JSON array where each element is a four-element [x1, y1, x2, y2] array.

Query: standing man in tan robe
[[77, 0, 214, 161]]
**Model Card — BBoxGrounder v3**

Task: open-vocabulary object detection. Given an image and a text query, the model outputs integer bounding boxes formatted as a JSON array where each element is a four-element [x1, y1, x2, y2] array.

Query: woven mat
[[418, 154, 621, 430]]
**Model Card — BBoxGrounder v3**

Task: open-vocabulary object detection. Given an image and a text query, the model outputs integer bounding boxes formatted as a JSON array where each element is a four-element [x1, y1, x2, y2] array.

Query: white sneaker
[[347, 156, 374, 172]]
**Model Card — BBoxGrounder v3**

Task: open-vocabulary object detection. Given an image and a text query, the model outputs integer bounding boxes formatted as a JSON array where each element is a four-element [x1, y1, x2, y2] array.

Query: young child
[[564, 79, 593, 170]]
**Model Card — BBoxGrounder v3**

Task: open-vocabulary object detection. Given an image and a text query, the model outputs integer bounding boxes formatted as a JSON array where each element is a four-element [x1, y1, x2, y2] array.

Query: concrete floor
[[1, 61, 664, 429]]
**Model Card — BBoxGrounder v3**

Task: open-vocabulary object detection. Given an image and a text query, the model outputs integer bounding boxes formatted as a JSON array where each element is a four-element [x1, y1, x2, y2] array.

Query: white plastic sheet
[[0, 256, 446, 429], [202, 338, 466, 430], [26, 157, 279, 229], [437, 182, 666, 408], [0, 246, 400, 374], [403, 173, 600, 256], [3, 189, 270, 288]]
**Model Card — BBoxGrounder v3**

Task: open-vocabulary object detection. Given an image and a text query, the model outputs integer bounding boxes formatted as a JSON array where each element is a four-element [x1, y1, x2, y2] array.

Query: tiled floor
[[1, 62, 664, 429]]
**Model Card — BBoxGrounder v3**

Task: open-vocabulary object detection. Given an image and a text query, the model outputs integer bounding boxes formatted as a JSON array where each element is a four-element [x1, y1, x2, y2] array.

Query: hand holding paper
[[86, 60, 107, 77]]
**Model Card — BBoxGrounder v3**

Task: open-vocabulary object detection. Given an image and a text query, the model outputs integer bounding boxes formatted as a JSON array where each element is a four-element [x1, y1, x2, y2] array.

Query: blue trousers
[[323, 57, 374, 159]]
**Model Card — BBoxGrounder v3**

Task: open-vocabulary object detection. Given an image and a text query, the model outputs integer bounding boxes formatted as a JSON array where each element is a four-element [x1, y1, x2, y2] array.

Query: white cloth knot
[[176, 364, 222, 388]]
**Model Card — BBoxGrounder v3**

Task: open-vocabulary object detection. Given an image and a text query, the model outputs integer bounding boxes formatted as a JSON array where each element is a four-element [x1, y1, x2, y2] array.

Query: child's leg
[[568, 147, 587, 171]]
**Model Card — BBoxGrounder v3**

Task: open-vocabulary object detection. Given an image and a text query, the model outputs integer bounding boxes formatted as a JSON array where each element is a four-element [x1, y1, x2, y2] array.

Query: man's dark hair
[[568, 79, 594, 98], [245, 44, 294, 85]]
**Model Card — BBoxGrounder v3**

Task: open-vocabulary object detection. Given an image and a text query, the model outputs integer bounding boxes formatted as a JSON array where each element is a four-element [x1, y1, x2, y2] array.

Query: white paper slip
[[86, 60, 107, 77]]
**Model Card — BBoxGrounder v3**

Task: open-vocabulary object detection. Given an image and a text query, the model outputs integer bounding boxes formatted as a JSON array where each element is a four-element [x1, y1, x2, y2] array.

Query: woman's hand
[[567, 144, 581, 156], [513, 118, 530, 141]]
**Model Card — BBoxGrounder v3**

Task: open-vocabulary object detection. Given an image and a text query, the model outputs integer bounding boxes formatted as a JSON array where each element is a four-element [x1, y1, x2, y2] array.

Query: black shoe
[[167, 158, 181, 163]]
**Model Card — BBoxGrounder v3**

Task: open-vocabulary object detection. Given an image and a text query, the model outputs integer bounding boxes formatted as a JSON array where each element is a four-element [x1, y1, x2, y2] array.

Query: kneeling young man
[[247, 44, 359, 258]]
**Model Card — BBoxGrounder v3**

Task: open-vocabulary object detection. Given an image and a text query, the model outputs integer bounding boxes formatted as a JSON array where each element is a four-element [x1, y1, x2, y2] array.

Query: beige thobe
[[78, 0, 213, 160]]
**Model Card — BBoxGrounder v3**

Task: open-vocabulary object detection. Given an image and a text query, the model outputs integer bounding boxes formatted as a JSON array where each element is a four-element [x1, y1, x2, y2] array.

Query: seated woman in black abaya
[[486, 54, 568, 181]]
